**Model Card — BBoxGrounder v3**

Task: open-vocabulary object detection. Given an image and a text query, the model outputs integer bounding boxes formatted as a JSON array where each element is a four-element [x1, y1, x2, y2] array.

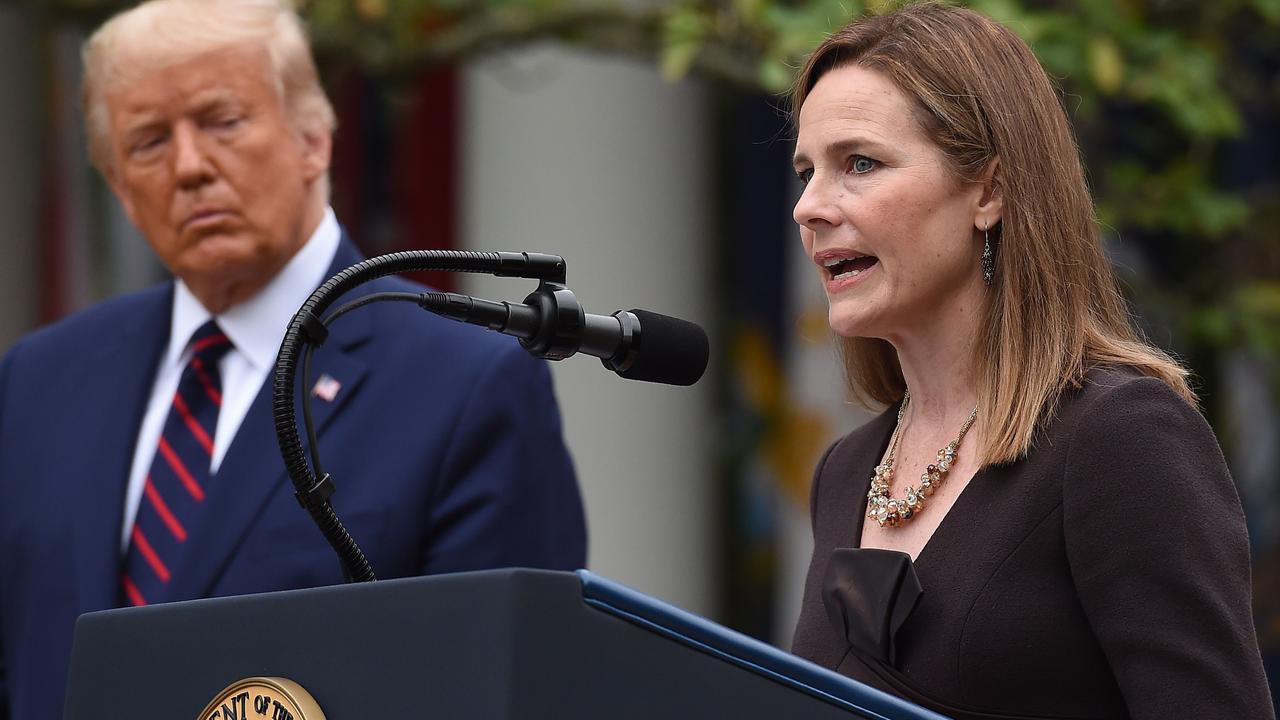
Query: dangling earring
[[981, 220, 995, 286]]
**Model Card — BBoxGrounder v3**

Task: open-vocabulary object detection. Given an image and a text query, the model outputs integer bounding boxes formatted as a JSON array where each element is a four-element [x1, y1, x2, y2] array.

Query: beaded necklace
[[867, 391, 978, 528]]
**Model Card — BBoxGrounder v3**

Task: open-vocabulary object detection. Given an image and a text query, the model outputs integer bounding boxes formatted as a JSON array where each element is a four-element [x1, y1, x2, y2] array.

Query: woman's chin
[[827, 302, 882, 339], [827, 313, 874, 339]]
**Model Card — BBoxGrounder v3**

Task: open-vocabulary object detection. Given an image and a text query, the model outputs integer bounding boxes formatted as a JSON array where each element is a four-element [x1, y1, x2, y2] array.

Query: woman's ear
[[974, 157, 1003, 229]]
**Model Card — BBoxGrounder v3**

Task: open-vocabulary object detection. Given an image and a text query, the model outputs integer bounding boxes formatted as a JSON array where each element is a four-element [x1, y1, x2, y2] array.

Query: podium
[[64, 569, 946, 719]]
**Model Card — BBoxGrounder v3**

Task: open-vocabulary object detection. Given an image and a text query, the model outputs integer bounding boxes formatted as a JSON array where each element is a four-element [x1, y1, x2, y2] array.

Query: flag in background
[[329, 63, 459, 290], [38, 23, 162, 325], [39, 26, 92, 323], [717, 90, 795, 641]]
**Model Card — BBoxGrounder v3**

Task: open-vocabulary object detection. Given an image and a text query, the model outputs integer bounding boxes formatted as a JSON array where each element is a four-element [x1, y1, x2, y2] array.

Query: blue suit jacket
[[0, 238, 586, 719]]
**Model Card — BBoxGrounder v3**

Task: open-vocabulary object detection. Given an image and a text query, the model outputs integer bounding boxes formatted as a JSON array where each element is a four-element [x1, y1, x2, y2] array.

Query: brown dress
[[791, 366, 1274, 719]]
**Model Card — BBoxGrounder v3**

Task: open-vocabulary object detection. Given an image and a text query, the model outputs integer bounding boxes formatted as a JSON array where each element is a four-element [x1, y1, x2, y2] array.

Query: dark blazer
[[792, 367, 1273, 719], [0, 237, 586, 720]]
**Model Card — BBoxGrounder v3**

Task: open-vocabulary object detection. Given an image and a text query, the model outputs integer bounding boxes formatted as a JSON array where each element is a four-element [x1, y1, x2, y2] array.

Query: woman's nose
[[793, 176, 842, 231]]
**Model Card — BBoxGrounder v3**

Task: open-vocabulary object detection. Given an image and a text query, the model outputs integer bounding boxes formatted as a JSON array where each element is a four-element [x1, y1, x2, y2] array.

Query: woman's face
[[793, 64, 989, 343]]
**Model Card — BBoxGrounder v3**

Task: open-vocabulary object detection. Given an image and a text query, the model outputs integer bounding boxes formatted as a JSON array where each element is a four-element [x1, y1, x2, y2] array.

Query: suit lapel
[[72, 288, 172, 614], [172, 235, 374, 599]]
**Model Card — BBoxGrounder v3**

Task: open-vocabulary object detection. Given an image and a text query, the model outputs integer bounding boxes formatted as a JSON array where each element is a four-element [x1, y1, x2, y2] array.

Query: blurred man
[[0, 1, 586, 717]]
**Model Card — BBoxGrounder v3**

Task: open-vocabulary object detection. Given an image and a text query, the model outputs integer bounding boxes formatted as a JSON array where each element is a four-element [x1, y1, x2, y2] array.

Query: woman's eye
[[850, 156, 878, 174], [795, 167, 814, 185]]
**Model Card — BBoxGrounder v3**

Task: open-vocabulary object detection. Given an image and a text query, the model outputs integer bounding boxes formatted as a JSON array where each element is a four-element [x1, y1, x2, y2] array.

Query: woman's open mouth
[[824, 255, 878, 281], [820, 253, 879, 292]]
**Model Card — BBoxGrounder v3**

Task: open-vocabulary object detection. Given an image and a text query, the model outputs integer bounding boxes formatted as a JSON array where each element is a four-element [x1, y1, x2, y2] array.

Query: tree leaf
[[1252, 0, 1280, 24], [1087, 35, 1124, 94], [661, 7, 707, 81]]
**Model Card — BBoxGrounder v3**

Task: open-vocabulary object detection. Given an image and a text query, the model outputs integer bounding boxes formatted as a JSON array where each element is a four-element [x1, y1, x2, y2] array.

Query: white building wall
[[460, 45, 717, 616]]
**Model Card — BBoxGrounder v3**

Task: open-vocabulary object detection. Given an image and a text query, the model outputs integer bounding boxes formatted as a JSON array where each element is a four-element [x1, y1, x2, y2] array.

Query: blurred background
[[0, 0, 1276, 706]]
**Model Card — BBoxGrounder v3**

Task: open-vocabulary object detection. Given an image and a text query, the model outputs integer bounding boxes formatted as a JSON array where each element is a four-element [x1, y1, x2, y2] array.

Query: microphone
[[419, 289, 709, 386]]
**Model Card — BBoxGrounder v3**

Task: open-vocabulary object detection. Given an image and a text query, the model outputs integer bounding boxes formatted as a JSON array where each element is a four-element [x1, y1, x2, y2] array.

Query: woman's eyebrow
[[794, 137, 887, 168]]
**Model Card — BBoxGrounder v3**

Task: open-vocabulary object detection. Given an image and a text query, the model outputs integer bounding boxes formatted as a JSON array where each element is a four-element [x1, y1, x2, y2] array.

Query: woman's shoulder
[[1055, 364, 1201, 433], [1053, 363, 1228, 498], [1023, 363, 1221, 493]]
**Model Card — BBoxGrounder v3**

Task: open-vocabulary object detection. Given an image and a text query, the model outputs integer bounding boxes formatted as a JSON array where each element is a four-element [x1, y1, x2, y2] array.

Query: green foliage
[[662, 5, 710, 81], [1099, 160, 1250, 240], [1257, 0, 1280, 23], [30, 0, 1280, 385]]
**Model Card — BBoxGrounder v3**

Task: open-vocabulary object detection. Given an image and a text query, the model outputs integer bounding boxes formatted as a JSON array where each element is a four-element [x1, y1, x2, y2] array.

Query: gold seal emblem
[[198, 677, 325, 720]]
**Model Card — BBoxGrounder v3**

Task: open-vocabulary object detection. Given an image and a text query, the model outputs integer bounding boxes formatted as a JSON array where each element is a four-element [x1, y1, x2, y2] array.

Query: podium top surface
[[65, 568, 948, 720], [577, 570, 947, 720]]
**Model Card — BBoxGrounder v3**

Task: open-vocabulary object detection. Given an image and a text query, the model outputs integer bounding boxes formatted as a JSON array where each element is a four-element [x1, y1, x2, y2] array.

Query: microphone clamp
[[519, 282, 586, 361]]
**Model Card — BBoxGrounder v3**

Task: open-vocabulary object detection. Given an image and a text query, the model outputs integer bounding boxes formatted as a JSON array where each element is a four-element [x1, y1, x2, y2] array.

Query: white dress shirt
[[120, 208, 342, 551]]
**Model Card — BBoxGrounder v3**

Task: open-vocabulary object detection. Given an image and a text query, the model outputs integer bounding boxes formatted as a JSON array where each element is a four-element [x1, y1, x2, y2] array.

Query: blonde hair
[[791, 2, 1193, 464], [82, 0, 336, 174]]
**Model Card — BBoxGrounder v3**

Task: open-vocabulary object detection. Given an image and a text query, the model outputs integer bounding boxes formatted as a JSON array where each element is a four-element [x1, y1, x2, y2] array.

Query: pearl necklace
[[867, 392, 978, 528]]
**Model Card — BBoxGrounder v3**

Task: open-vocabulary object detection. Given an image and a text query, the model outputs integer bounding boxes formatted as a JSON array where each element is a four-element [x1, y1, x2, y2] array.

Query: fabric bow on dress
[[821, 547, 923, 667]]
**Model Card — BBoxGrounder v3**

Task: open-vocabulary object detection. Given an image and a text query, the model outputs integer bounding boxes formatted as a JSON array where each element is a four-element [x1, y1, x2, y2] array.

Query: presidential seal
[[198, 677, 325, 720]]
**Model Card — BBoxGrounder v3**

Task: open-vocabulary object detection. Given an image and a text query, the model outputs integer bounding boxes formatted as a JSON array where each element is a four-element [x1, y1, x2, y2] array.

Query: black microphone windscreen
[[617, 309, 709, 386]]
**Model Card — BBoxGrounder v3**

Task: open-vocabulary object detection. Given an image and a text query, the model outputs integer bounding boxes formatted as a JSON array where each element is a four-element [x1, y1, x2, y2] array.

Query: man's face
[[104, 43, 329, 312]]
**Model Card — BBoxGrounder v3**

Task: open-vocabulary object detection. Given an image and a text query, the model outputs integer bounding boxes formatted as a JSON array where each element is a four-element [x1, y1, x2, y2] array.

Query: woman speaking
[[787, 3, 1273, 718]]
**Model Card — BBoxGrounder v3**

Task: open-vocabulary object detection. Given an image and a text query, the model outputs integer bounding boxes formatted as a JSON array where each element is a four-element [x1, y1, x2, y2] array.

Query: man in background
[[0, 1, 586, 717]]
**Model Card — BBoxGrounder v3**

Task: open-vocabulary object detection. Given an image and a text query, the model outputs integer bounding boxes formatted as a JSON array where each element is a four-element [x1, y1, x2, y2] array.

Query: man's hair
[[81, 0, 336, 174], [791, 1, 1192, 464]]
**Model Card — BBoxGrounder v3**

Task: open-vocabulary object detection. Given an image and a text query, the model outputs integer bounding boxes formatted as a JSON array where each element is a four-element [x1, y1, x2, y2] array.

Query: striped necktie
[[121, 320, 232, 607]]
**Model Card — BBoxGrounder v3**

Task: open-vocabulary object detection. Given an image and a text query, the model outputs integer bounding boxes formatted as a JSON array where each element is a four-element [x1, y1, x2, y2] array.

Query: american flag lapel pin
[[312, 373, 341, 402]]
